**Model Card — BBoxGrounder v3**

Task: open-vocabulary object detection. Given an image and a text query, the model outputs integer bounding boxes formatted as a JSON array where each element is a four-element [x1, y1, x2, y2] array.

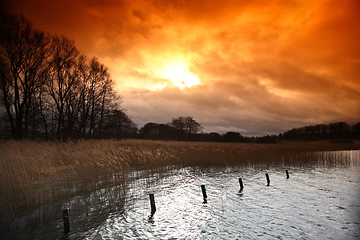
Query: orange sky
[[3, 0, 360, 135]]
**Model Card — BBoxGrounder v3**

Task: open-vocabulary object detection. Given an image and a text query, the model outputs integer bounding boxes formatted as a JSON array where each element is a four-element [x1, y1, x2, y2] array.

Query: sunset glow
[[157, 61, 200, 89], [3, 0, 360, 135]]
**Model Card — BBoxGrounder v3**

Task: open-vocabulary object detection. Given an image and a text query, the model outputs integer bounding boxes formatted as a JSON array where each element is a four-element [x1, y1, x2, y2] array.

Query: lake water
[[5, 150, 360, 239]]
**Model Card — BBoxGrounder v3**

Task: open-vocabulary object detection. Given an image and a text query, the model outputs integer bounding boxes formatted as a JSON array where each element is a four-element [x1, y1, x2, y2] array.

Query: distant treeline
[[137, 121, 360, 143], [280, 122, 360, 141], [138, 122, 253, 142]]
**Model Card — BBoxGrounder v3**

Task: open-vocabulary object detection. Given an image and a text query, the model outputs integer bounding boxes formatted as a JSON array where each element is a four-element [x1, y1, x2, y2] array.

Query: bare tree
[[0, 13, 134, 141], [88, 57, 113, 138], [74, 56, 118, 138], [47, 34, 80, 140], [0, 13, 50, 139]]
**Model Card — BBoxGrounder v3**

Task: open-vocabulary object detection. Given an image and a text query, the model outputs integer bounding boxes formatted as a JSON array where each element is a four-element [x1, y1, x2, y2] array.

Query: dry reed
[[1, 139, 359, 234]]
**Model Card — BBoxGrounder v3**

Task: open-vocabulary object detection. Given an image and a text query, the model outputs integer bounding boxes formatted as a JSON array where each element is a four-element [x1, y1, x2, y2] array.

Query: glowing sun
[[158, 61, 200, 89]]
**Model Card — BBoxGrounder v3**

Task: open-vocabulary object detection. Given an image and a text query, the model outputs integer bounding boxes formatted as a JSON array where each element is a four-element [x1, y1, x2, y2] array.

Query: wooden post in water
[[239, 178, 244, 193], [62, 208, 70, 234], [149, 194, 156, 217], [265, 173, 270, 186], [286, 170, 289, 179], [201, 185, 207, 203]]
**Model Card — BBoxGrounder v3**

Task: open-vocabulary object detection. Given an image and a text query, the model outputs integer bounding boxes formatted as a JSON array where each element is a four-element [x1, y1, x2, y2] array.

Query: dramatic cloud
[[4, 0, 360, 135]]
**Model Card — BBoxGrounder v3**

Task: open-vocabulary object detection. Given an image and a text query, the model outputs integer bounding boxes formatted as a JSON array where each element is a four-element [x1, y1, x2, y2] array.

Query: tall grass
[[1, 139, 359, 234]]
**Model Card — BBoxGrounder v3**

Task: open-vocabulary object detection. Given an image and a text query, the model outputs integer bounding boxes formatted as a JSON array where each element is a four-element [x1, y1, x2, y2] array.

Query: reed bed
[[1, 139, 359, 234]]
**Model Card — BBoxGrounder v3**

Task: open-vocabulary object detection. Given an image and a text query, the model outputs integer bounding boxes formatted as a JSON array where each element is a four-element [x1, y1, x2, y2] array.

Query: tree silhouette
[[169, 116, 203, 134], [0, 13, 50, 139], [102, 109, 137, 139], [168, 116, 203, 140], [0, 12, 133, 140], [46, 35, 80, 140], [223, 131, 243, 142]]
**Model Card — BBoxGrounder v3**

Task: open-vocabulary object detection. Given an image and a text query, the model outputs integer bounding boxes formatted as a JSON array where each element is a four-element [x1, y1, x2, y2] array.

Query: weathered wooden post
[[286, 170, 289, 179], [201, 185, 207, 203], [265, 173, 270, 186], [149, 194, 156, 217], [62, 208, 70, 234], [239, 178, 244, 193]]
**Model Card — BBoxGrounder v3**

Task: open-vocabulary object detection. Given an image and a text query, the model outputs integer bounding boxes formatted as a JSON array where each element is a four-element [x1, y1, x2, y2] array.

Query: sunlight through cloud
[[157, 60, 200, 89]]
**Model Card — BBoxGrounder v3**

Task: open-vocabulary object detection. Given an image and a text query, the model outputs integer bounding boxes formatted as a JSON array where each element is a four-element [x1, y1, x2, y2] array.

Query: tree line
[[139, 120, 360, 143], [0, 12, 137, 140], [139, 116, 252, 142], [280, 122, 360, 141]]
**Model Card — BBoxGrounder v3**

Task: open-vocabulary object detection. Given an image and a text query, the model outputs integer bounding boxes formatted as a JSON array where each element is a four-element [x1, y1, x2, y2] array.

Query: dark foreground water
[[7, 150, 360, 239]]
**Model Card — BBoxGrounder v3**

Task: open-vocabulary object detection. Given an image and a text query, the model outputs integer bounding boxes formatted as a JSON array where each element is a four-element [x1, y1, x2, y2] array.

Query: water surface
[[9, 150, 360, 239], [83, 150, 360, 239]]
